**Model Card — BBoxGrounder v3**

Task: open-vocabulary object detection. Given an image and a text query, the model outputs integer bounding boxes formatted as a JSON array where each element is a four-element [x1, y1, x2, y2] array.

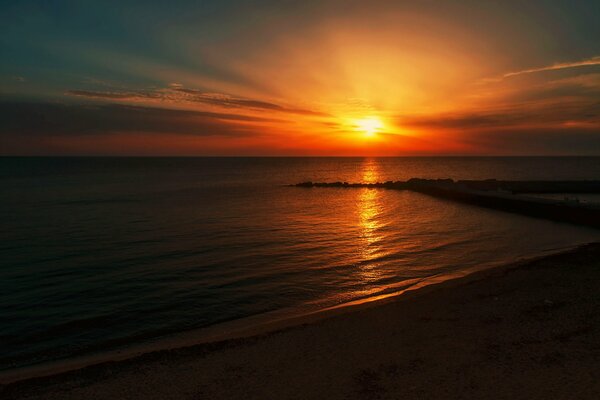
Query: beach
[[3, 242, 599, 399], [4, 0, 600, 397]]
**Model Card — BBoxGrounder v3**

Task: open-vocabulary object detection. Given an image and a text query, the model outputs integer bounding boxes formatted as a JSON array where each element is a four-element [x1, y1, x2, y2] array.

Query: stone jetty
[[293, 179, 600, 229]]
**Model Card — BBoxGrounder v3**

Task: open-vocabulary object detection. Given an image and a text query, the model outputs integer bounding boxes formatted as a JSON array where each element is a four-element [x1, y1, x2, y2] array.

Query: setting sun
[[354, 117, 384, 137]]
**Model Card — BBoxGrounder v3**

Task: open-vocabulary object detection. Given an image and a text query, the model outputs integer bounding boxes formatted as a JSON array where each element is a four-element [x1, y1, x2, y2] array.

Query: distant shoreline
[[3, 242, 599, 398]]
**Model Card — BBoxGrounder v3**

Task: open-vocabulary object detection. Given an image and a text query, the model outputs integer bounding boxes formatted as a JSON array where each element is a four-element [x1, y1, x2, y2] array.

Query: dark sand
[[3, 243, 600, 400]]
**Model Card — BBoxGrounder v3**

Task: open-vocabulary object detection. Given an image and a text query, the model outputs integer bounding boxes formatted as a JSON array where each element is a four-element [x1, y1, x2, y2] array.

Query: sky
[[1, 0, 599, 156]]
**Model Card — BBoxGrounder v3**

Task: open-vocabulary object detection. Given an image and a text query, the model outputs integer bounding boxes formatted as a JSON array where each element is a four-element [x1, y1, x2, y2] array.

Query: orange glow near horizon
[[41, 11, 497, 156], [12, 3, 594, 157]]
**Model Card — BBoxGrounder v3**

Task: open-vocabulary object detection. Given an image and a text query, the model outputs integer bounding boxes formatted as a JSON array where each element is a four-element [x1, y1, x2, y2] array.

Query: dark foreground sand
[[3, 243, 600, 400]]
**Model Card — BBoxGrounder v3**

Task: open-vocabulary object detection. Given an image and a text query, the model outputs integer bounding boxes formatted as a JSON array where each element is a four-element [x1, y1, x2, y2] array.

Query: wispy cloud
[[67, 90, 150, 100], [503, 56, 600, 79], [65, 85, 327, 116], [0, 101, 280, 138], [461, 126, 600, 156], [398, 99, 600, 131]]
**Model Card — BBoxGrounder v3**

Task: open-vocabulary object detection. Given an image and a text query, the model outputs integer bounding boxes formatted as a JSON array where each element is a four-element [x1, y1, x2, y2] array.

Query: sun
[[354, 117, 384, 137]]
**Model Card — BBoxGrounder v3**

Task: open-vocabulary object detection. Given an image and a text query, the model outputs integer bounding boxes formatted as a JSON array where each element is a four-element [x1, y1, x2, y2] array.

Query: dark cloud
[[502, 73, 600, 105], [0, 101, 275, 138], [398, 101, 600, 130], [171, 88, 285, 111], [464, 126, 600, 155], [397, 95, 600, 155], [402, 69, 600, 131], [66, 90, 150, 100], [399, 113, 530, 129], [169, 87, 327, 116], [66, 87, 327, 116]]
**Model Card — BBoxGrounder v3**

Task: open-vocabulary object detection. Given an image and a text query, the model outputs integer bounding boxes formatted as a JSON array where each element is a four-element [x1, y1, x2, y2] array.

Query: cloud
[[502, 56, 600, 79], [66, 90, 151, 100], [171, 88, 286, 111], [0, 101, 277, 138], [400, 107, 600, 131], [65, 86, 327, 116], [462, 126, 600, 155], [432, 63, 600, 134], [399, 112, 530, 130]]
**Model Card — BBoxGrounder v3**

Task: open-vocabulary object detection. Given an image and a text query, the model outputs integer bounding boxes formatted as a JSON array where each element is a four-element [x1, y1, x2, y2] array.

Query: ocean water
[[1, 157, 599, 371]]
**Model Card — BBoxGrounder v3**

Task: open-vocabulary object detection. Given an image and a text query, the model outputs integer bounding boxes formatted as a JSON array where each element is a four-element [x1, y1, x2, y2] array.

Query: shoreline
[[0, 244, 575, 384], [2, 242, 598, 393]]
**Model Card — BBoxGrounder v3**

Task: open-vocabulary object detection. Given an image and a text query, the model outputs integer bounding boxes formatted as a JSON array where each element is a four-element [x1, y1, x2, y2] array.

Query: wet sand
[[3, 243, 600, 399]]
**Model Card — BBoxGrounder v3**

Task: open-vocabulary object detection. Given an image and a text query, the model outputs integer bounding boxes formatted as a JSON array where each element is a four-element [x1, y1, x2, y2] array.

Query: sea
[[1, 157, 599, 372]]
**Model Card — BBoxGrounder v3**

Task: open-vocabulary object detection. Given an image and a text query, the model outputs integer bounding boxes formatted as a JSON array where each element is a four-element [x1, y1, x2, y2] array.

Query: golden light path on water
[[356, 159, 389, 284]]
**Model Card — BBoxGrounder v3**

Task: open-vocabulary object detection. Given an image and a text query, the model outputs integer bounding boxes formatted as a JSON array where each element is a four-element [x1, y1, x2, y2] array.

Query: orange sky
[[1, 1, 599, 155]]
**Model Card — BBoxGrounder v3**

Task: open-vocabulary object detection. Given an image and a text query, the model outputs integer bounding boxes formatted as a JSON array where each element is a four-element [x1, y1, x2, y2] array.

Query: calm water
[[1, 157, 599, 370]]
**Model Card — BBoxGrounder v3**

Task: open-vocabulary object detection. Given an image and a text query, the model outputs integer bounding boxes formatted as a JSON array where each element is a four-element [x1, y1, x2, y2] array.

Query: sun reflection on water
[[355, 159, 388, 282], [361, 158, 380, 183]]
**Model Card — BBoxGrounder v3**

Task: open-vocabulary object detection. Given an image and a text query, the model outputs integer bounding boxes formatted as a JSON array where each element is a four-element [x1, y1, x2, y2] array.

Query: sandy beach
[[3, 243, 600, 400]]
